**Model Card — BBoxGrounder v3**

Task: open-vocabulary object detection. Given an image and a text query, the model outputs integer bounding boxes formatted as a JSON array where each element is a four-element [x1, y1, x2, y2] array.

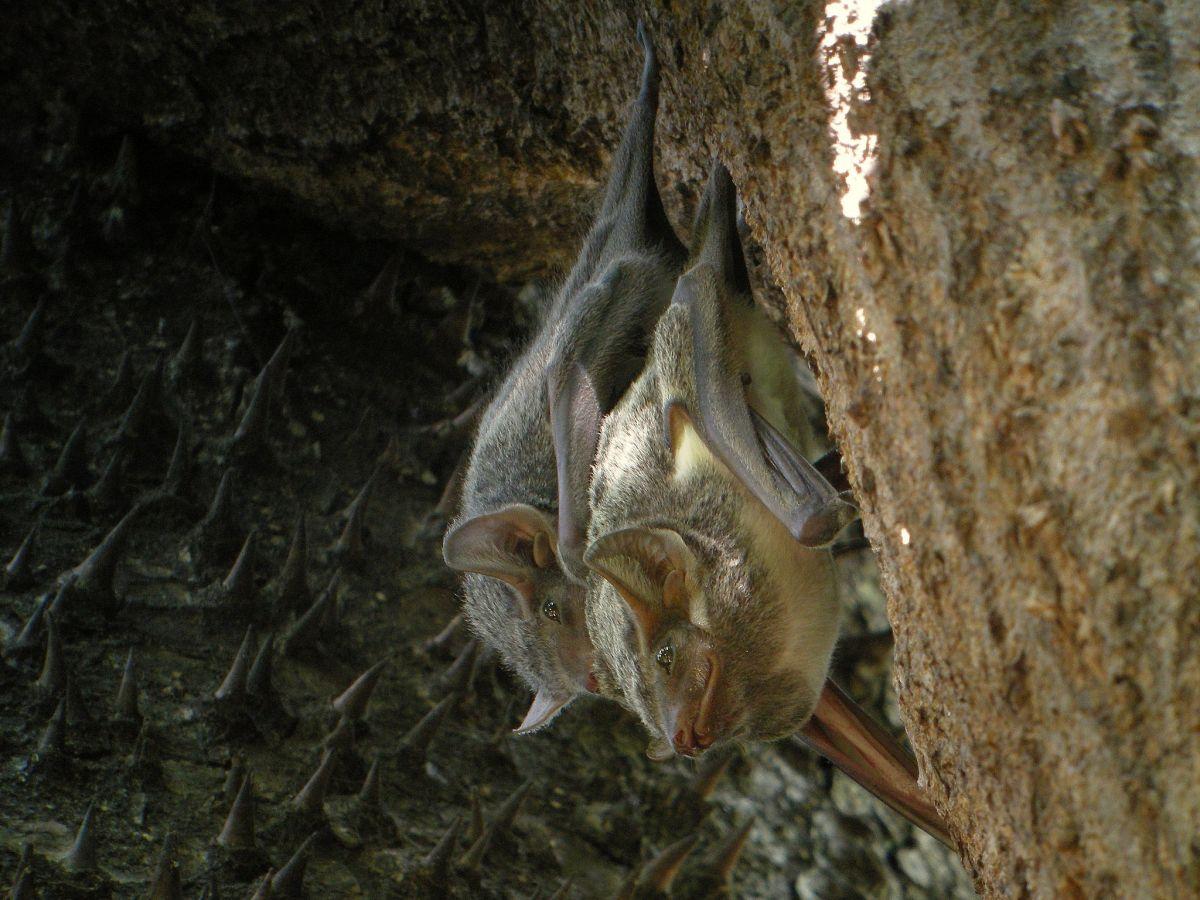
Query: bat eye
[[541, 599, 560, 621], [655, 645, 674, 673]]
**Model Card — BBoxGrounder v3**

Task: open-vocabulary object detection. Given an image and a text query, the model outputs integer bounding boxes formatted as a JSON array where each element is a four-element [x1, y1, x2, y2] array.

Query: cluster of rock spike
[[1, 141, 759, 898]]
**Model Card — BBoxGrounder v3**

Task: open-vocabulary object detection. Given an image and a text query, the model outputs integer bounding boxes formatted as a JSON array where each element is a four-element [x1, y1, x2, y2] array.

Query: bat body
[[443, 24, 685, 733]]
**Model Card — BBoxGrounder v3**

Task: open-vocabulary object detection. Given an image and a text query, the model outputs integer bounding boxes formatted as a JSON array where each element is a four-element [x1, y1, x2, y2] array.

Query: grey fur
[[443, 23, 685, 723]]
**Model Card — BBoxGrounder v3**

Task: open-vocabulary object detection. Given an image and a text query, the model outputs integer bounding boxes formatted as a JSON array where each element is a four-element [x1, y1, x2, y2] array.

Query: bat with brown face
[[442, 22, 685, 734], [579, 161, 951, 844]]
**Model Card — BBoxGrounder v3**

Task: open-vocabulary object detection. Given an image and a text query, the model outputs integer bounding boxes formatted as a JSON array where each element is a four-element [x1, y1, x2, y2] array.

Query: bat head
[[443, 502, 597, 731], [585, 518, 836, 756]]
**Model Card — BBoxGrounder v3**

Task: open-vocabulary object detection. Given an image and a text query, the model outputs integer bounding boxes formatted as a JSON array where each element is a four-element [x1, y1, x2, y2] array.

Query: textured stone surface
[[5, 1, 1197, 896]]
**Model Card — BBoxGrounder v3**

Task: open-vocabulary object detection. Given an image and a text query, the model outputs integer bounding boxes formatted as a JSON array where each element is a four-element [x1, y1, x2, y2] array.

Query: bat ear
[[443, 504, 557, 612], [584, 526, 697, 641], [688, 161, 750, 295]]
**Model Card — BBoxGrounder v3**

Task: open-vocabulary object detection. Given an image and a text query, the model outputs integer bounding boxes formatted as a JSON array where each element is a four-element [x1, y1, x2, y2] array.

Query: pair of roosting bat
[[442, 25, 950, 845]]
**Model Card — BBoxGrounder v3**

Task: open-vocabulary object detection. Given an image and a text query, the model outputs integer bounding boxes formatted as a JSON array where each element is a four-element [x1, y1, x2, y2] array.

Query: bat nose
[[672, 726, 713, 756], [585, 672, 599, 693]]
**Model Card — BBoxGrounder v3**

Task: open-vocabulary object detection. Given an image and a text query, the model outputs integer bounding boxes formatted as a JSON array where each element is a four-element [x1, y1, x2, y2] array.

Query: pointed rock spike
[[12, 843, 34, 898], [114, 363, 158, 441], [361, 252, 403, 313], [161, 418, 191, 496], [231, 365, 271, 454], [422, 611, 464, 655], [2, 200, 35, 275], [6, 592, 49, 656], [322, 714, 355, 752], [690, 748, 735, 800], [281, 586, 331, 656], [332, 470, 378, 563], [223, 757, 246, 804], [215, 626, 255, 701], [248, 868, 274, 899], [63, 802, 99, 872], [147, 831, 182, 900], [34, 610, 66, 702], [637, 834, 699, 893], [105, 349, 135, 410], [70, 503, 142, 607], [89, 445, 126, 510], [5, 524, 38, 590], [316, 571, 341, 631], [358, 753, 382, 807], [457, 819, 495, 874], [191, 469, 239, 570], [613, 865, 642, 900], [221, 528, 257, 606], [270, 832, 318, 897], [275, 513, 309, 618], [113, 648, 141, 723], [42, 418, 88, 495], [707, 818, 755, 885], [11, 298, 47, 357], [467, 791, 484, 844], [548, 879, 572, 899], [291, 749, 338, 814], [245, 631, 274, 696], [399, 694, 455, 757], [423, 816, 461, 882], [109, 134, 139, 203], [262, 330, 295, 404], [168, 318, 203, 385], [198, 873, 222, 900], [434, 639, 479, 698], [47, 575, 74, 620], [492, 779, 533, 833], [216, 772, 256, 850], [0, 412, 29, 475], [330, 658, 388, 720], [36, 696, 68, 756], [129, 720, 155, 770], [203, 468, 237, 529]]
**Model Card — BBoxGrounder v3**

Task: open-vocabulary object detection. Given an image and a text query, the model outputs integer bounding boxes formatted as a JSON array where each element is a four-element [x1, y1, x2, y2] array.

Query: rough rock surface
[[4, 1, 1198, 897]]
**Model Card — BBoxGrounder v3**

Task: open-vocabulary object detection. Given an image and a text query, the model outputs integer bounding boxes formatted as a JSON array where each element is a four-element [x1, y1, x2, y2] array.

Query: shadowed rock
[[10, 297, 46, 358], [433, 639, 478, 698], [147, 832, 182, 900], [34, 610, 66, 702], [107, 134, 140, 204], [64, 672, 90, 725], [316, 572, 341, 631], [292, 750, 338, 815], [65, 504, 142, 612], [4, 523, 38, 590], [216, 773, 256, 850], [113, 648, 141, 724], [457, 818, 495, 874], [271, 832, 318, 897], [467, 792, 484, 844], [41, 419, 88, 495], [11, 843, 34, 900], [421, 611, 464, 657], [330, 659, 387, 721], [2, 201, 35, 277], [63, 802, 99, 873], [0, 412, 29, 475], [548, 880, 573, 899], [358, 754, 382, 808], [322, 715, 355, 753], [246, 631, 274, 697], [103, 350, 135, 412], [14, 382, 50, 431], [280, 584, 332, 657], [690, 749, 735, 800], [161, 418, 192, 497], [272, 514, 309, 621], [357, 253, 403, 317], [214, 627, 256, 701], [397, 695, 456, 760], [88, 445, 126, 512], [5, 593, 49, 657], [331, 469, 378, 564], [492, 780, 533, 834], [189, 469, 240, 569]]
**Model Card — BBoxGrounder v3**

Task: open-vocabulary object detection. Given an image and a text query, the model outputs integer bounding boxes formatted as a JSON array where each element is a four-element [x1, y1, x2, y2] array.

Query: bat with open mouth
[[578, 161, 951, 844], [441, 23, 686, 734]]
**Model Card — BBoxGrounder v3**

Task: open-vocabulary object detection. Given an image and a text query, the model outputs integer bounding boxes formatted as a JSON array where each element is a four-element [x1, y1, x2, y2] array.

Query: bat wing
[[669, 273, 856, 547]]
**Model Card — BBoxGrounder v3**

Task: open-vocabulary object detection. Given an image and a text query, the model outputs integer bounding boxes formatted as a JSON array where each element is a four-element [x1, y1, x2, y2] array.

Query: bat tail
[[690, 161, 751, 296]]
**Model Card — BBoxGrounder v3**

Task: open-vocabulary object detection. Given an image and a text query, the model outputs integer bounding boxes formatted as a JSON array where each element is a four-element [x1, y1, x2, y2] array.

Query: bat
[[580, 161, 950, 844], [442, 22, 686, 734]]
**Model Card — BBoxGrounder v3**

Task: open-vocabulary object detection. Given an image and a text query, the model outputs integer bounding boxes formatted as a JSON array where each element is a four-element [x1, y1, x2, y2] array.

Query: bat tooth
[[359, 253, 403, 315], [0, 412, 30, 475], [216, 772, 256, 850], [280, 584, 331, 656], [36, 696, 68, 756], [433, 639, 479, 698], [67, 503, 142, 611], [147, 832, 183, 900], [330, 658, 388, 720], [272, 514, 309, 621], [5, 592, 49, 657], [41, 418, 89, 496], [167, 318, 203, 386], [160, 418, 192, 497], [690, 748, 735, 800], [245, 631, 275, 697], [34, 610, 67, 703], [322, 714, 355, 752], [248, 868, 274, 899], [230, 364, 272, 456], [637, 834, 699, 892], [357, 753, 383, 807], [4, 523, 38, 590], [421, 611, 465, 656], [422, 816, 461, 882], [220, 529, 257, 608], [112, 647, 141, 724], [271, 833, 318, 896], [492, 779, 533, 834], [87, 445, 127, 512], [214, 626, 256, 701], [399, 694, 456, 758], [706, 818, 755, 884], [103, 349, 135, 411], [291, 749, 338, 814], [63, 802, 100, 873], [11, 297, 47, 358], [467, 790, 484, 844]]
